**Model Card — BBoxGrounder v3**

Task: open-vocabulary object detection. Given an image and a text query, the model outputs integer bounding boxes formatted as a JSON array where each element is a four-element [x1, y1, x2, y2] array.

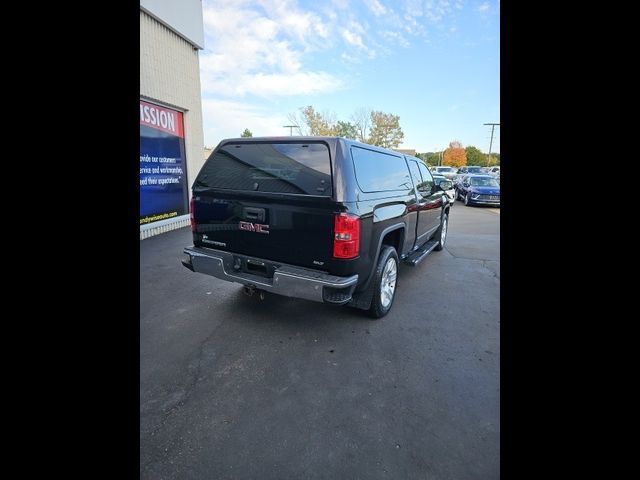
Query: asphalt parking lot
[[140, 205, 500, 480]]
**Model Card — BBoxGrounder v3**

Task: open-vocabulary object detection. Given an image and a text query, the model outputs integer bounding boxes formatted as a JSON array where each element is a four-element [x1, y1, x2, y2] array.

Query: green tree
[[286, 106, 405, 146], [486, 154, 499, 166], [351, 107, 372, 143], [465, 146, 484, 166], [240, 128, 253, 137], [287, 106, 337, 136], [335, 120, 358, 139], [368, 111, 404, 148], [428, 152, 442, 166], [416, 152, 439, 166]]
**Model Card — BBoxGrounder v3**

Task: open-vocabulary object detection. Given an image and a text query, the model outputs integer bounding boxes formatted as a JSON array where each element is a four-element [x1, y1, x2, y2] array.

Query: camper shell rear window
[[195, 142, 332, 196]]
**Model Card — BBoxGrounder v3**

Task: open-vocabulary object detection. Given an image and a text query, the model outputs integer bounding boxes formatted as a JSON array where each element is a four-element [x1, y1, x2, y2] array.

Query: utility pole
[[483, 123, 500, 165], [283, 125, 298, 136]]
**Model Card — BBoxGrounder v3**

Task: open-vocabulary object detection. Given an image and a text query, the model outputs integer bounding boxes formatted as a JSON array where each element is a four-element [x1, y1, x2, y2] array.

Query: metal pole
[[282, 125, 297, 136], [484, 123, 500, 166], [488, 125, 495, 164]]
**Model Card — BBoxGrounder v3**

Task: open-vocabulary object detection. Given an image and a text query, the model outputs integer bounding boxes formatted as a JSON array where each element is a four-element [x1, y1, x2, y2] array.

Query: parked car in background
[[455, 174, 500, 207], [453, 166, 483, 184], [487, 166, 500, 177], [433, 174, 455, 205], [431, 166, 457, 181]]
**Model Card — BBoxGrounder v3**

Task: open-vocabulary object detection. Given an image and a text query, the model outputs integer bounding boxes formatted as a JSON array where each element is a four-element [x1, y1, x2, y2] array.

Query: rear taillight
[[190, 196, 196, 232], [333, 213, 360, 259]]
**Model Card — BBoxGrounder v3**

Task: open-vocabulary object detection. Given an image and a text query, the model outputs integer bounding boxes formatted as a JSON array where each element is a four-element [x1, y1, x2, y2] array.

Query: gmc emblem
[[239, 221, 270, 234]]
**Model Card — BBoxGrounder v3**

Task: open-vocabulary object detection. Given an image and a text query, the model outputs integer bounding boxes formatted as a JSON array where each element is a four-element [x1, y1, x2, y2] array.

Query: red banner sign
[[140, 100, 184, 138]]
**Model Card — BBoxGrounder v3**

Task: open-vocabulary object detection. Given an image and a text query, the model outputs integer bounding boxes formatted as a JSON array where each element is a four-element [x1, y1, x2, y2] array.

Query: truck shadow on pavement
[[220, 287, 375, 326]]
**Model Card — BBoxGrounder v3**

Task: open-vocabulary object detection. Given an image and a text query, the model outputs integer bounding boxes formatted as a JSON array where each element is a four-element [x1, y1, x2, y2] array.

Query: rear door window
[[351, 146, 412, 193]]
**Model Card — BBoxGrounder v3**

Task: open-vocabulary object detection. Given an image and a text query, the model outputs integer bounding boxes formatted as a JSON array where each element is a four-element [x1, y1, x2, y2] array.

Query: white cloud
[[402, 13, 427, 36], [241, 72, 344, 96], [349, 20, 367, 35], [478, 2, 490, 12], [201, 99, 289, 142], [341, 51, 363, 64], [200, 0, 342, 98], [404, 0, 424, 17], [201, 67, 343, 97], [424, 0, 456, 23], [380, 30, 410, 48], [342, 29, 365, 48], [364, 0, 388, 17], [340, 20, 377, 59], [330, 0, 350, 9]]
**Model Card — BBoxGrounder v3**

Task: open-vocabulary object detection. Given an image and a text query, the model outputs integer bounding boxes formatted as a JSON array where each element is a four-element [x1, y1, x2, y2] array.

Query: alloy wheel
[[380, 257, 397, 308]]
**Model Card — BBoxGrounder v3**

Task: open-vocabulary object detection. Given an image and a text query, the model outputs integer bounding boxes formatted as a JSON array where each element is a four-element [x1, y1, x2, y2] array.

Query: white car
[[431, 166, 457, 181]]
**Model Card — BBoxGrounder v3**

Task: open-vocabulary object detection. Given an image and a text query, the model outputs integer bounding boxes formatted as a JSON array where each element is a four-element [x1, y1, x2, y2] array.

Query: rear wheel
[[368, 246, 399, 319]]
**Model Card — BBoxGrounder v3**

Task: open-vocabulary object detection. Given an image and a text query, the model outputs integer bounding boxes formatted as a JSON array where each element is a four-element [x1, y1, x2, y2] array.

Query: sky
[[199, 0, 499, 153]]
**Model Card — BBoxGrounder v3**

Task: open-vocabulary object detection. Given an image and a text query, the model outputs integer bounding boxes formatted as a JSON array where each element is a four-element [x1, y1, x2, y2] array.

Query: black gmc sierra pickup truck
[[182, 137, 452, 318]]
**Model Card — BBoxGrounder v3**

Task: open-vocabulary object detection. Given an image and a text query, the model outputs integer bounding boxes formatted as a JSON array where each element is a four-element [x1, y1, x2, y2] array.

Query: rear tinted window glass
[[351, 147, 411, 193], [195, 142, 332, 196]]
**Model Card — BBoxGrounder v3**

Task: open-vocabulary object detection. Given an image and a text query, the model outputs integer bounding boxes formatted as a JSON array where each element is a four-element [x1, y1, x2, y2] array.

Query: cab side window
[[417, 162, 434, 196], [407, 160, 422, 189]]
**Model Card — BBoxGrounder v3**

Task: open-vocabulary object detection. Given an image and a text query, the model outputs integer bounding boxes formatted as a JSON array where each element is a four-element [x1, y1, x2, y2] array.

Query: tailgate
[[193, 192, 336, 269]]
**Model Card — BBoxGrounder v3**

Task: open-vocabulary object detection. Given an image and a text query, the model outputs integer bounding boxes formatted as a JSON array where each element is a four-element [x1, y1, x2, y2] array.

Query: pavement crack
[[443, 247, 500, 279], [443, 246, 496, 263], [481, 260, 500, 279]]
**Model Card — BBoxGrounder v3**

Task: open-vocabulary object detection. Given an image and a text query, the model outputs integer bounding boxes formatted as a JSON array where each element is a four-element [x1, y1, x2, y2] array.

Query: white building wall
[[140, 9, 204, 239], [140, 0, 205, 49]]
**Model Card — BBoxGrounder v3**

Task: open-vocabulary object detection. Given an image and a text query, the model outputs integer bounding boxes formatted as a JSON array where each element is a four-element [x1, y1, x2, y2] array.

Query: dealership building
[[140, 0, 206, 239]]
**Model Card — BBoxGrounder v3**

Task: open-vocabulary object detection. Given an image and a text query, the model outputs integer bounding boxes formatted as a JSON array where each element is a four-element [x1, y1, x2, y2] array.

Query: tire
[[464, 193, 471, 206], [368, 246, 399, 319], [434, 212, 448, 251]]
